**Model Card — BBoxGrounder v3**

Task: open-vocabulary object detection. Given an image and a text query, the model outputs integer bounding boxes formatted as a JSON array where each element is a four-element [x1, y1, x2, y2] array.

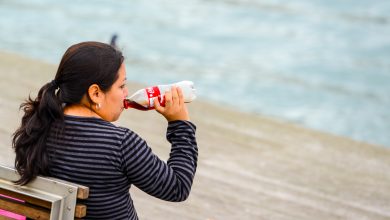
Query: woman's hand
[[154, 86, 190, 122]]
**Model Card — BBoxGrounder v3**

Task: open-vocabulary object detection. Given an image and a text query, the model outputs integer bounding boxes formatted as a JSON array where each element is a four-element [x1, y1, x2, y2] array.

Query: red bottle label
[[146, 86, 165, 108]]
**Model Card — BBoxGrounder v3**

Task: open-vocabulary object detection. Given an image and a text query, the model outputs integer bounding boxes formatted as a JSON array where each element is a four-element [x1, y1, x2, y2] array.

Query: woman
[[12, 42, 198, 219]]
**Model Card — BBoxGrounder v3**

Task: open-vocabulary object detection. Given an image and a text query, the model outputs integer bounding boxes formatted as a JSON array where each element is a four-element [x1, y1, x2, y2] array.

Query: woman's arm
[[121, 121, 198, 201]]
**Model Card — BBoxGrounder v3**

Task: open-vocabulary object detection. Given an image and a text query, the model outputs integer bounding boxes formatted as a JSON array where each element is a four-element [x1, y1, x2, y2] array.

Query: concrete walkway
[[1, 51, 390, 220]]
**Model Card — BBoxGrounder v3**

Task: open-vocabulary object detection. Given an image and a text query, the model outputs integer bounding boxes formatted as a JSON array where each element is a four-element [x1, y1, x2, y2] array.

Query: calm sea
[[1, 0, 390, 147]]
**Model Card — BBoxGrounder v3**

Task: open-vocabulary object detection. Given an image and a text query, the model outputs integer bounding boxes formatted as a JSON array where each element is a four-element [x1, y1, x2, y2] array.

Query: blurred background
[[1, 0, 389, 147]]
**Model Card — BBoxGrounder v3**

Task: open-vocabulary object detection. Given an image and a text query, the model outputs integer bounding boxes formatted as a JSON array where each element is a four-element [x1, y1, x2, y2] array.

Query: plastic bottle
[[123, 81, 196, 110]]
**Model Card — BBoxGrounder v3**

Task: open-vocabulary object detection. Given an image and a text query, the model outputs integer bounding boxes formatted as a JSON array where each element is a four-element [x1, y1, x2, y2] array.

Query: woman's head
[[55, 41, 127, 121], [13, 41, 125, 185]]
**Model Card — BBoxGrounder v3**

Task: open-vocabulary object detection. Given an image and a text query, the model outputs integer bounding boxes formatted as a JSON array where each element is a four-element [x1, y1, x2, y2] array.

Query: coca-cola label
[[157, 95, 165, 107], [145, 86, 165, 108], [146, 86, 159, 98]]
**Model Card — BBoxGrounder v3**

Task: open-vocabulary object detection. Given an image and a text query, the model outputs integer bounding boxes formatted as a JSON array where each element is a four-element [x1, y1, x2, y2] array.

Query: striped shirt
[[46, 115, 198, 219]]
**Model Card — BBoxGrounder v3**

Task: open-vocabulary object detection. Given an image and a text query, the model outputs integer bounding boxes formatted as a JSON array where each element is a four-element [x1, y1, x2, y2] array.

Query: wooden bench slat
[[75, 204, 87, 218], [0, 188, 51, 209], [76, 186, 89, 200], [0, 196, 50, 220], [0, 215, 17, 220]]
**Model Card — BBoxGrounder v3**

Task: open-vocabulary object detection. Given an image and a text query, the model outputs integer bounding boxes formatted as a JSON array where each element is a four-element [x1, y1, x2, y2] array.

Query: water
[[1, 0, 390, 147]]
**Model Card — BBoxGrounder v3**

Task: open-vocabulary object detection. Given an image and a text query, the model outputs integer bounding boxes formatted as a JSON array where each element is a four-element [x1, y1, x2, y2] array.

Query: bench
[[0, 164, 89, 220]]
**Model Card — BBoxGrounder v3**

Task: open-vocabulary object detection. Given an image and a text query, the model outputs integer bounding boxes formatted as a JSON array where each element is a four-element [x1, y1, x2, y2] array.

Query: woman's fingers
[[164, 89, 172, 107], [177, 87, 184, 106], [155, 86, 189, 121], [154, 97, 164, 113], [171, 86, 179, 104]]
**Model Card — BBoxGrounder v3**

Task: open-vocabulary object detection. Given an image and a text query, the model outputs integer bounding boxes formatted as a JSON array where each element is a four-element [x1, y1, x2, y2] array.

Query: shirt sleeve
[[120, 120, 198, 202]]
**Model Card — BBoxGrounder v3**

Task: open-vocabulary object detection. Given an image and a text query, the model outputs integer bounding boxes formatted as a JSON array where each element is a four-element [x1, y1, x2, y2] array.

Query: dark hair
[[12, 41, 124, 185]]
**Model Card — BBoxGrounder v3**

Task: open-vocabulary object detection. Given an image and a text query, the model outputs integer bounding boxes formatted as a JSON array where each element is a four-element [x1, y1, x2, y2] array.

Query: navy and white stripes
[[46, 115, 198, 219]]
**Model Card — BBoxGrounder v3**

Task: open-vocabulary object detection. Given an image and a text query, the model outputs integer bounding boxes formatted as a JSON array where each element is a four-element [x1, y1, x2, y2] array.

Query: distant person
[[12, 41, 198, 219], [110, 33, 118, 48]]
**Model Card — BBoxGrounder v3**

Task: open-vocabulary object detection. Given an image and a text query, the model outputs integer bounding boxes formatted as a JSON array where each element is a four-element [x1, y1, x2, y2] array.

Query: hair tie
[[50, 80, 59, 89]]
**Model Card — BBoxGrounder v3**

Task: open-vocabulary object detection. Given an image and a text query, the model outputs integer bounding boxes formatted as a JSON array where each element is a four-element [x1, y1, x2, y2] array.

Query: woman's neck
[[63, 104, 101, 119]]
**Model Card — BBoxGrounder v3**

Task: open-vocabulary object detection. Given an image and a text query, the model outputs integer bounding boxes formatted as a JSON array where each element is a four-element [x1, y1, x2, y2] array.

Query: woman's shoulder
[[63, 115, 133, 136], [62, 115, 142, 147]]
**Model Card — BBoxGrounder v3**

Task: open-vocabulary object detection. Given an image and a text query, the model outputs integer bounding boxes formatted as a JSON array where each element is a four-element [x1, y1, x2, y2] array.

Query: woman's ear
[[87, 84, 104, 104]]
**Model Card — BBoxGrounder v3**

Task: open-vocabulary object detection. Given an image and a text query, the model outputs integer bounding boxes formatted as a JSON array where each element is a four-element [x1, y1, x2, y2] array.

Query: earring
[[96, 103, 101, 110]]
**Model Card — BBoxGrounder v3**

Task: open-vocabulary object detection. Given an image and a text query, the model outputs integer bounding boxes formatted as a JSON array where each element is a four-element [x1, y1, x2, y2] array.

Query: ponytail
[[12, 80, 63, 185], [13, 41, 124, 185]]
